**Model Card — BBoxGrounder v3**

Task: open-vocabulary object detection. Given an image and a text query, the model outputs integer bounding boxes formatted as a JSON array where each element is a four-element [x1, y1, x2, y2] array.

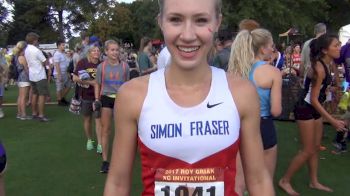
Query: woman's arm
[[270, 68, 282, 117], [104, 81, 143, 196], [310, 62, 345, 131], [229, 76, 275, 196]]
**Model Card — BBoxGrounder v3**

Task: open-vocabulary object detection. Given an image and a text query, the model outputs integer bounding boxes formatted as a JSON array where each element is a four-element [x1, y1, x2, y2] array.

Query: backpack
[[8, 56, 19, 80]]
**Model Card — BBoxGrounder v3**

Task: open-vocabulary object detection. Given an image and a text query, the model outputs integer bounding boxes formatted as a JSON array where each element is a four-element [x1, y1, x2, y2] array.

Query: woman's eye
[[196, 18, 208, 24], [169, 17, 181, 23]]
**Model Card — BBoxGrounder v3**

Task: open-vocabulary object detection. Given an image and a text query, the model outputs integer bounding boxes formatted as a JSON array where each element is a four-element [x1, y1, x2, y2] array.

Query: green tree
[[128, 0, 160, 48], [87, 3, 134, 43], [7, 0, 59, 45]]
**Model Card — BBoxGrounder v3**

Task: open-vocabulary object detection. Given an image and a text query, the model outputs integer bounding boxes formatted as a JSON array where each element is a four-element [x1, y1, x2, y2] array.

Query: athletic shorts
[[101, 95, 115, 109], [0, 142, 6, 175], [17, 82, 31, 88], [81, 99, 93, 116], [260, 116, 277, 150], [30, 79, 49, 96], [54, 74, 71, 92], [294, 101, 321, 120]]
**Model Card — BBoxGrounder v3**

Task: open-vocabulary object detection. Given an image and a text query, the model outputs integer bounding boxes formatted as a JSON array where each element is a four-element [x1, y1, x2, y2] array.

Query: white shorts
[[17, 82, 31, 88]]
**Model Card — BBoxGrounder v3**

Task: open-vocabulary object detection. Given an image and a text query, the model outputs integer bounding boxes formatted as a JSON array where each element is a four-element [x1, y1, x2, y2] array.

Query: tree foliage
[[88, 2, 133, 43], [3, 0, 350, 46]]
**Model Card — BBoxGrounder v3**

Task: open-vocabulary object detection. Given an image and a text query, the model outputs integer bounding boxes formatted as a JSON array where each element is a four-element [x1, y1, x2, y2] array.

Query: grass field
[[0, 85, 349, 196]]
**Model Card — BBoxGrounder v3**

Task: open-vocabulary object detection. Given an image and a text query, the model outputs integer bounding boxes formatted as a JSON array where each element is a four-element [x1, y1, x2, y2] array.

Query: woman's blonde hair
[[228, 28, 272, 78], [87, 45, 100, 63], [12, 41, 27, 56]]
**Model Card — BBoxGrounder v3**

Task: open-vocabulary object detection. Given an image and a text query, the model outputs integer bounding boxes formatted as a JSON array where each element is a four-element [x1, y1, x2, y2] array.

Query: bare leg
[[83, 115, 93, 140], [19, 87, 29, 116], [31, 94, 38, 116], [101, 108, 113, 162], [264, 145, 277, 179], [279, 119, 317, 196], [61, 87, 70, 99], [308, 118, 333, 192], [235, 152, 246, 196], [37, 95, 45, 117], [95, 118, 102, 146]]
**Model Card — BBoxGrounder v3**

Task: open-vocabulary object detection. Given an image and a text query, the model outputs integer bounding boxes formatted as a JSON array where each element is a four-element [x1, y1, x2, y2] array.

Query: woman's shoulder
[[119, 75, 149, 98], [226, 72, 257, 96], [226, 73, 259, 116]]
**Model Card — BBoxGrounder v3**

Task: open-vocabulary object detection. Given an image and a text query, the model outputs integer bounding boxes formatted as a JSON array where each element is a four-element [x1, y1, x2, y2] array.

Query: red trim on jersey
[[138, 138, 240, 196]]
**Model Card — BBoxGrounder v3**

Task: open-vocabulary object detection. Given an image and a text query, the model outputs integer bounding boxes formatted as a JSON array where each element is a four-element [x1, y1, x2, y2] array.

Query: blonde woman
[[229, 28, 282, 195], [104, 0, 274, 195], [13, 41, 31, 120], [72, 46, 102, 154]]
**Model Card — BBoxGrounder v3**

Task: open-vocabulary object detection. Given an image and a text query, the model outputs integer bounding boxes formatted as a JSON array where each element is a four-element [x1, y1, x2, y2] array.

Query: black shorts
[[294, 101, 321, 120], [0, 142, 6, 174], [101, 95, 115, 109], [260, 116, 277, 150], [81, 99, 93, 116]]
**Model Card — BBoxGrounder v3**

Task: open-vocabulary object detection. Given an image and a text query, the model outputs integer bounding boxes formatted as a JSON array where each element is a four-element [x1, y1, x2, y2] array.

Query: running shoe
[[19, 115, 32, 120], [86, 139, 94, 151], [37, 116, 50, 122], [100, 161, 109, 173], [96, 144, 102, 154]]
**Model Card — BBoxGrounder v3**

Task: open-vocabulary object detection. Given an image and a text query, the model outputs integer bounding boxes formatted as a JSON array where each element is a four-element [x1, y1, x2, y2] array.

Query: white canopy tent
[[339, 24, 350, 46]]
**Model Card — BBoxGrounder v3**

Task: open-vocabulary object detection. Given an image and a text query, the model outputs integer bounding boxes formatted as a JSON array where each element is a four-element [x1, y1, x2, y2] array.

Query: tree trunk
[[58, 9, 64, 40]]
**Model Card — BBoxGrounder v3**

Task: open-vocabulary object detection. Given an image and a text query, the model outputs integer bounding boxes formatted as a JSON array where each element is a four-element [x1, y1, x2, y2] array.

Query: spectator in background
[[72, 45, 102, 154], [212, 28, 234, 71], [239, 19, 261, 31], [94, 40, 130, 173], [291, 44, 301, 76], [335, 38, 350, 83], [73, 43, 82, 70], [53, 39, 71, 106], [300, 23, 327, 79], [138, 37, 157, 75], [24, 32, 49, 122], [80, 32, 90, 59], [12, 41, 31, 120], [272, 44, 284, 70]]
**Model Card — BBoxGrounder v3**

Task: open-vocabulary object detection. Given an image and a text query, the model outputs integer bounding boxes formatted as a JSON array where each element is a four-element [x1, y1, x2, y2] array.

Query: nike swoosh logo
[[207, 102, 223, 108]]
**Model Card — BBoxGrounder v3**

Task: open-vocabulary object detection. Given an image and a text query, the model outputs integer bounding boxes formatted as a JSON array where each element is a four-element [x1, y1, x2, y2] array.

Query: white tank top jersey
[[138, 67, 241, 196]]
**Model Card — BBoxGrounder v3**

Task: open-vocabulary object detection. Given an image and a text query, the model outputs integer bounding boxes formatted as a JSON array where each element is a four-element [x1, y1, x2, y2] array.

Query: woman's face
[[158, 0, 221, 69], [262, 39, 274, 61], [105, 44, 120, 61], [324, 38, 341, 59], [89, 47, 100, 60], [293, 45, 300, 53]]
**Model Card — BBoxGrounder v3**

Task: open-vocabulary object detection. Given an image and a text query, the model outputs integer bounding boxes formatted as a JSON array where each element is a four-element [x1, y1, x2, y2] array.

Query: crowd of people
[[1, 0, 350, 195]]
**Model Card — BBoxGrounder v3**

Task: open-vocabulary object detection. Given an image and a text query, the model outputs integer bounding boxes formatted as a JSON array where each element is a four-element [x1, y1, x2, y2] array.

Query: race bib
[[154, 168, 224, 196]]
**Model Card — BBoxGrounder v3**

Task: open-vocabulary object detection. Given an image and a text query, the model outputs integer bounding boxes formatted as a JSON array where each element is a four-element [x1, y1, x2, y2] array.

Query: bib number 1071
[[160, 186, 215, 196]]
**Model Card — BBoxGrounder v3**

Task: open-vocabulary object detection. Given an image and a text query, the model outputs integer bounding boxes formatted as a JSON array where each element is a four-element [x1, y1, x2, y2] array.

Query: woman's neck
[[321, 55, 332, 65], [91, 58, 98, 64], [108, 58, 120, 65]]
